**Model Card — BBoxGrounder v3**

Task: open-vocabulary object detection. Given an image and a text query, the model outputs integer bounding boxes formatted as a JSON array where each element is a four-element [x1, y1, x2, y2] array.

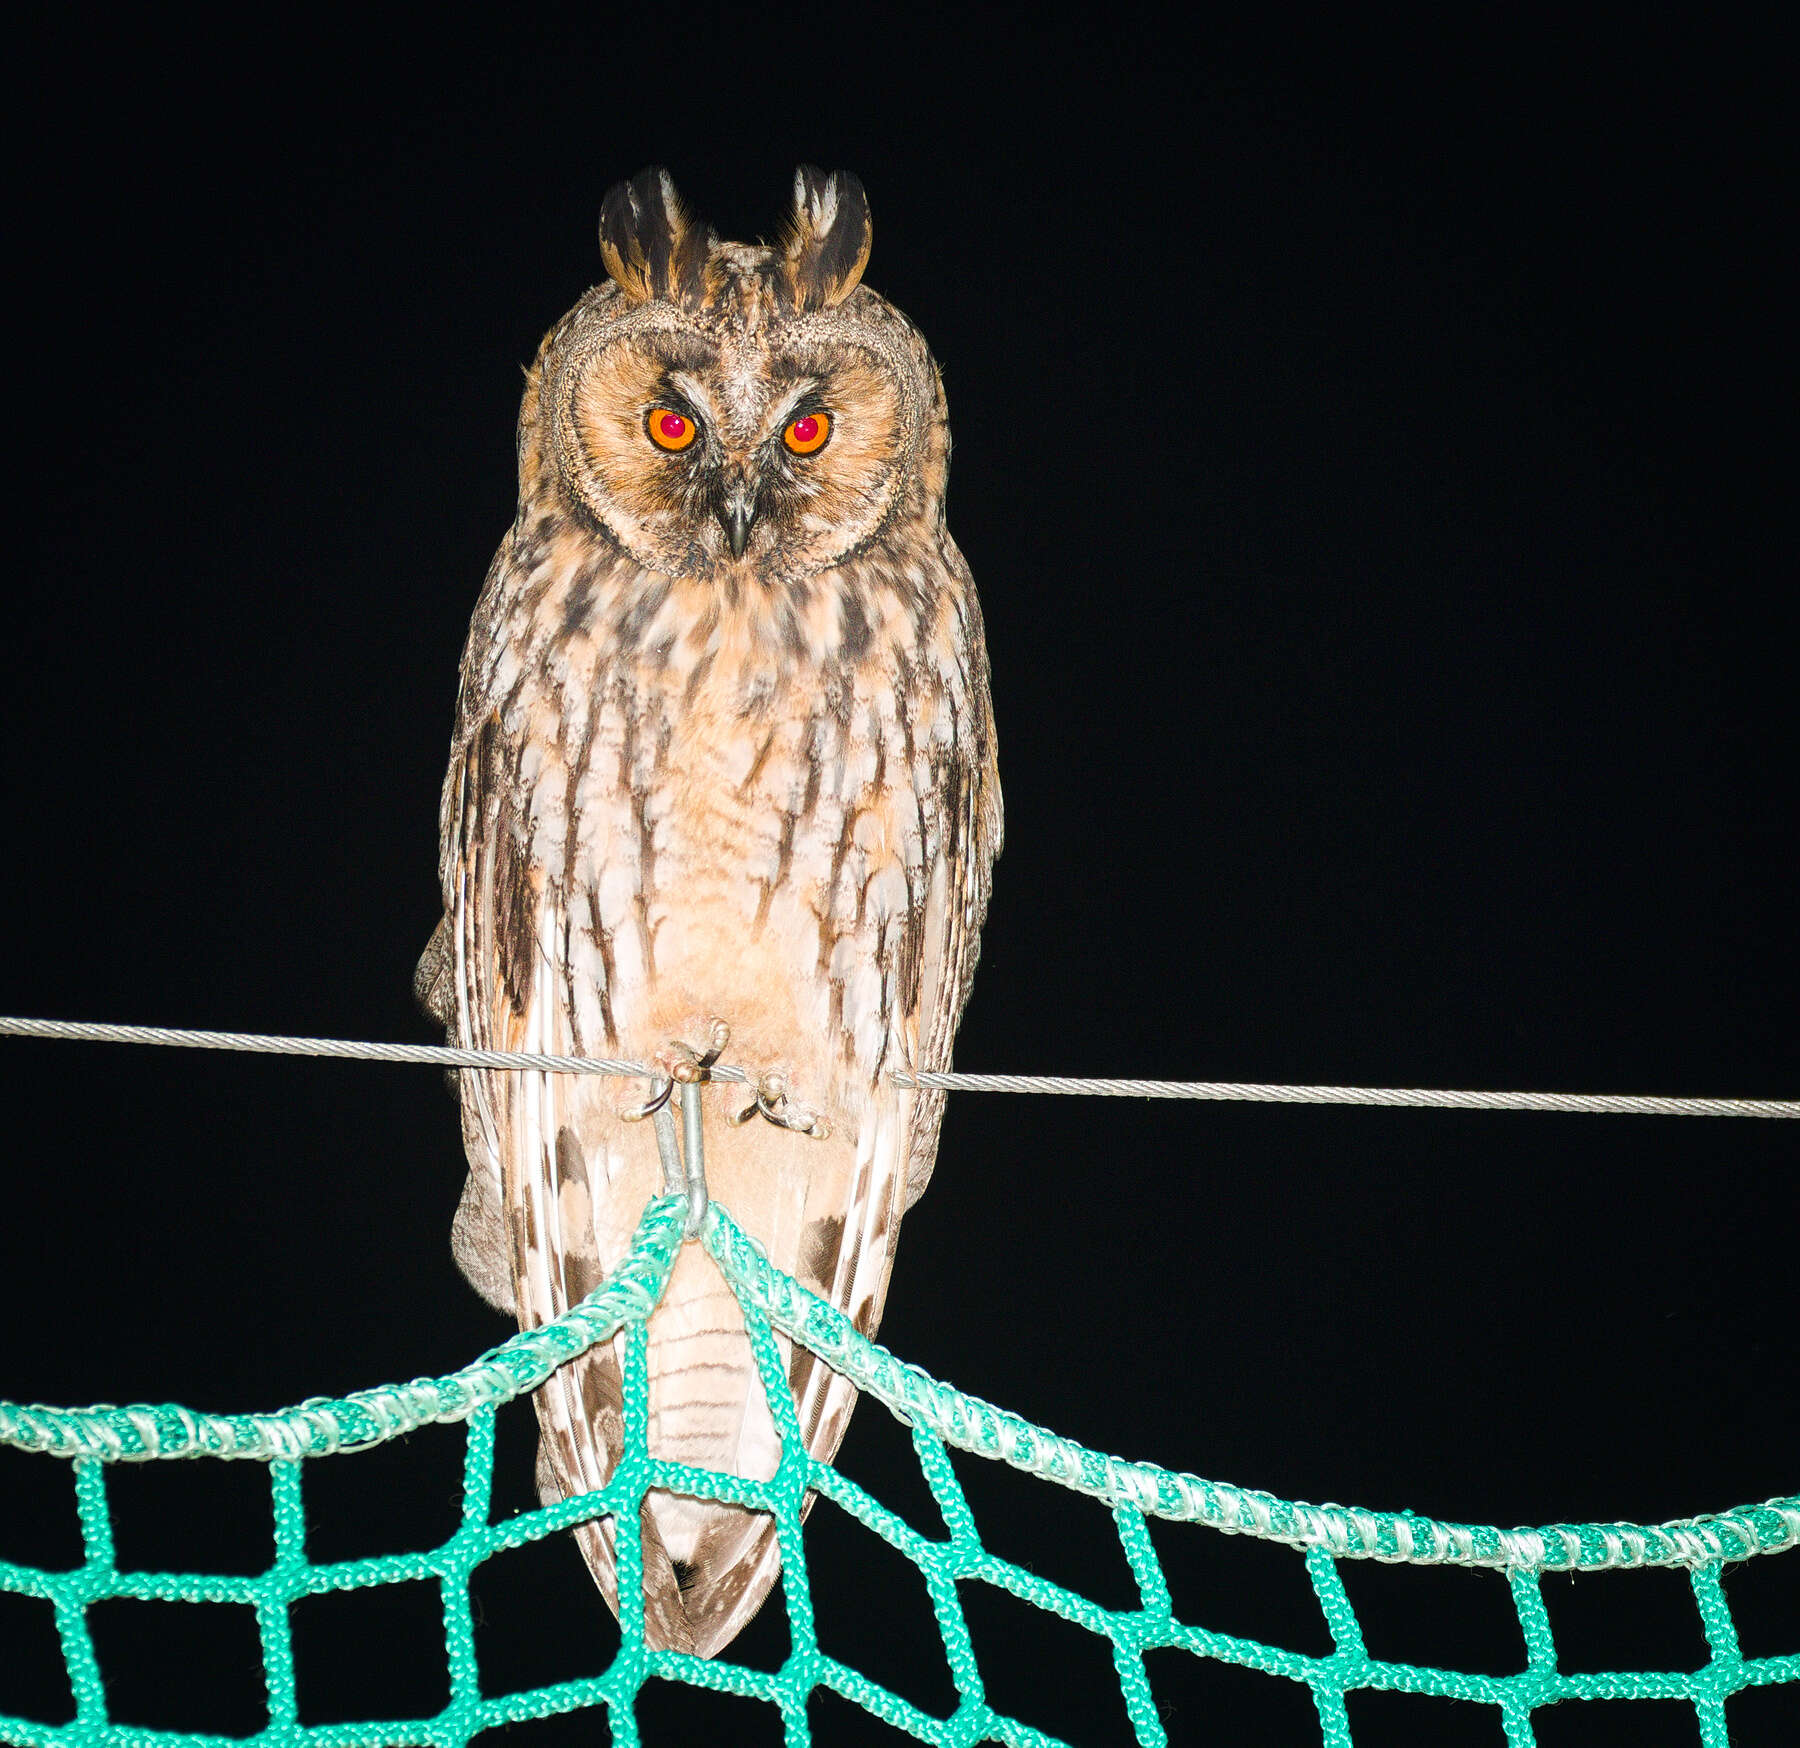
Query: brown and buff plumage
[[417, 167, 1000, 1656]]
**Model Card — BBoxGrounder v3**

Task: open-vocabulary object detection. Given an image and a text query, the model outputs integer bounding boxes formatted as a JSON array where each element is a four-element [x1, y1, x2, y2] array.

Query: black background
[[1, 12, 1794, 1746]]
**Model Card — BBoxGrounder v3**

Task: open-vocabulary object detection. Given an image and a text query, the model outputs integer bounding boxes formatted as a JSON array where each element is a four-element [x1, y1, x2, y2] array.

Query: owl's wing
[[899, 642, 1003, 1208], [771, 637, 1003, 1566], [443, 712, 703, 1653]]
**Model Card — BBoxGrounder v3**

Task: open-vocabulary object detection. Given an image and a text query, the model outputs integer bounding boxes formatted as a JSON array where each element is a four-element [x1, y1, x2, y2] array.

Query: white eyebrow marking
[[667, 372, 726, 428], [762, 381, 823, 441]]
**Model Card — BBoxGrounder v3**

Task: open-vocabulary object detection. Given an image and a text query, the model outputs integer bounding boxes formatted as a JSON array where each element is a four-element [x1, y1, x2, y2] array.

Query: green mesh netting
[[3, 1194, 1795, 1746]]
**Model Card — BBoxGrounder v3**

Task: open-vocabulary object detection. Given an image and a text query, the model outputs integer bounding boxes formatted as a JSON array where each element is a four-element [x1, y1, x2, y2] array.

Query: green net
[[3, 1193, 1795, 1746]]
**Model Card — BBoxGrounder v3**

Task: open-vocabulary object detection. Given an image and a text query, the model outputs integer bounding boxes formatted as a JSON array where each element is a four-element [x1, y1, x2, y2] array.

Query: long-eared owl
[[416, 167, 1001, 1656]]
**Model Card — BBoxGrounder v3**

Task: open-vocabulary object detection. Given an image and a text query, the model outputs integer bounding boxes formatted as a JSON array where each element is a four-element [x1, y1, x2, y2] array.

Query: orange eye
[[646, 407, 697, 452], [783, 411, 831, 455]]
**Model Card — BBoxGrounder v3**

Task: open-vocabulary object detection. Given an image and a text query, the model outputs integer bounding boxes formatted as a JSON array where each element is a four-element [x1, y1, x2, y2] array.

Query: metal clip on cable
[[679, 1079, 708, 1236], [647, 1023, 725, 1237], [650, 1092, 709, 1236]]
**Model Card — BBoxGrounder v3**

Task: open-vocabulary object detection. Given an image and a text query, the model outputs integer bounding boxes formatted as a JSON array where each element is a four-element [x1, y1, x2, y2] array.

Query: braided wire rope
[[3, 1015, 1795, 1116]]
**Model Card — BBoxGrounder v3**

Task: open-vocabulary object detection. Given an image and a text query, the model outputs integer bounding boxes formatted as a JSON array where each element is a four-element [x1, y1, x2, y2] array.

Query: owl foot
[[618, 1077, 675, 1122], [619, 1022, 828, 1143], [728, 1071, 832, 1140], [619, 1019, 732, 1122], [670, 1018, 732, 1082]]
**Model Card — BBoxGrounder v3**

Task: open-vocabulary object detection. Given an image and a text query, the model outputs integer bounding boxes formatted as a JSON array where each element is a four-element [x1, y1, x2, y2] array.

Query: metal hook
[[646, 1057, 712, 1236], [620, 1074, 675, 1123], [651, 1098, 683, 1198], [649, 1080, 709, 1236], [679, 1080, 708, 1236]]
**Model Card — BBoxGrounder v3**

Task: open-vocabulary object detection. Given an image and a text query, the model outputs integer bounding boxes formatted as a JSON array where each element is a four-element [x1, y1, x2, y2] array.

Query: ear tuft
[[779, 166, 872, 311], [598, 168, 718, 307]]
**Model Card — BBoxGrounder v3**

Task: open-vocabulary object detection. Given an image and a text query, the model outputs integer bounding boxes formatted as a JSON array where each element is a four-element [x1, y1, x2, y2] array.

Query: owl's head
[[521, 168, 947, 584]]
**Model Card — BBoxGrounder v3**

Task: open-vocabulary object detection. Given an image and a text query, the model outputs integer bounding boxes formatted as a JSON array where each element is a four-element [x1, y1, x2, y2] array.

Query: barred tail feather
[[499, 1039, 912, 1656]]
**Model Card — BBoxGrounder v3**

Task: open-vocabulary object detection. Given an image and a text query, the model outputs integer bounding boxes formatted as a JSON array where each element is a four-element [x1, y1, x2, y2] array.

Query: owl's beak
[[716, 487, 760, 559]]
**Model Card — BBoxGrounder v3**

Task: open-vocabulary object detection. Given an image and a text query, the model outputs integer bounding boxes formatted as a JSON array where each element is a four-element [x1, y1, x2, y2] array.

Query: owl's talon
[[670, 1018, 731, 1082], [619, 1075, 675, 1122], [728, 1071, 830, 1139], [626, 1021, 731, 1119]]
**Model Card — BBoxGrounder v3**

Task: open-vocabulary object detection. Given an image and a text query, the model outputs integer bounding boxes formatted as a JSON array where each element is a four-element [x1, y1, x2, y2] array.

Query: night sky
[[2, 16, 1794, 1746]]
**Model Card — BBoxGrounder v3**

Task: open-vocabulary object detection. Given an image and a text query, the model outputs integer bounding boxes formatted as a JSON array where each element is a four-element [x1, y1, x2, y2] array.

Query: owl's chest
[[533, 653, 920, 1060], [526, 642, 922, 951]]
